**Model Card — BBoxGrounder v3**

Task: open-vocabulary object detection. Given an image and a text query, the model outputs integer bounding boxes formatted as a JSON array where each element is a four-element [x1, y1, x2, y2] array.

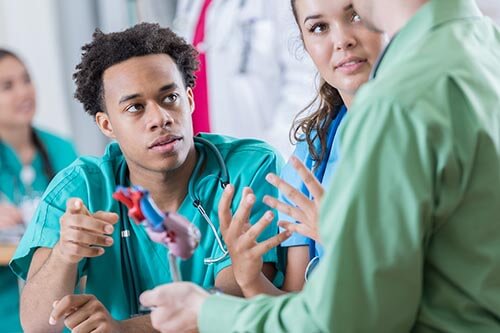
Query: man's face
[[97, 54, 195, 176], [352, 0, 385, 33]]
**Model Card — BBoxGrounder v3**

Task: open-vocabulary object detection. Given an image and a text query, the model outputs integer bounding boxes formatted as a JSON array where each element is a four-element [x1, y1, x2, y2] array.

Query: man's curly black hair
[[73, 22, 199, 117]]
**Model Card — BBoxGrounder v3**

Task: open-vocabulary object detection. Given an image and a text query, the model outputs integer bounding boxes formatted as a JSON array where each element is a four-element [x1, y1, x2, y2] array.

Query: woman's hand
[[218, 185, 290, 295], [264, 156, 324, 243]]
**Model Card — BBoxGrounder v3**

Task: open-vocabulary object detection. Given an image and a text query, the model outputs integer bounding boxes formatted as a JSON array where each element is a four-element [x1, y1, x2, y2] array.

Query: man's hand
[[264, 156, 324, 243], [49, 294, 122, 333], [219, 185, 290, 292], [0, 201, 23, 229], [140, 282, 208, 333], [53, 198, 119, 264]]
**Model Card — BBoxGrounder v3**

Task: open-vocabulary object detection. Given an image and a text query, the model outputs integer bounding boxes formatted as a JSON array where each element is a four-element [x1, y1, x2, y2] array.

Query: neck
[[339, 92, 353, 110], [0, 125, 33, 150], [128, 147, 198, 213], [383, 0, 429, 37]]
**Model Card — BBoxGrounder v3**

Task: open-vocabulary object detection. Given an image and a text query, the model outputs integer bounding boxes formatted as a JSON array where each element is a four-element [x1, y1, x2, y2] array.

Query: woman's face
[[0, 56, 36, 128], [295, 0, 387, 101]]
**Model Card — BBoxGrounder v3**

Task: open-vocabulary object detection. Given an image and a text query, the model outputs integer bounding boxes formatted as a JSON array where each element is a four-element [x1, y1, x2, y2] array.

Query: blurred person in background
[[0, 48, 77, 332], [174, 0, 316, 157]]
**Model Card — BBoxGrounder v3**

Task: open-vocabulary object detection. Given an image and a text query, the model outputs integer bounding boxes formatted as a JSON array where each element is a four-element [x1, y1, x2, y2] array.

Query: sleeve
[[278, 142, 311, 248], [10, 167, 88, 282], [199, 97, 437, 333], [212, 147, 285, 277]]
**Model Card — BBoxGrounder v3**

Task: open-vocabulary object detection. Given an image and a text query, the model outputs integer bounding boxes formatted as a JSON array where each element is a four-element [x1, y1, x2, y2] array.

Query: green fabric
[[199, 1, 500, 332], [10, 134, 283, 322], [0, 128, 77, 333]]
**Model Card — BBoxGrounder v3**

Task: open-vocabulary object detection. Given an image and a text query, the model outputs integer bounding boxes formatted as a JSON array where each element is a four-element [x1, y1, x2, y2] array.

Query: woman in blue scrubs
[[0, 49, 77, 332], [217, 0, 388, 296]]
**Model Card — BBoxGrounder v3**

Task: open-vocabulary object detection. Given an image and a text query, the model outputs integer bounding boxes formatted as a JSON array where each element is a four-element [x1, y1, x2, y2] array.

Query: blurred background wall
[[0, 0, 498, 156]]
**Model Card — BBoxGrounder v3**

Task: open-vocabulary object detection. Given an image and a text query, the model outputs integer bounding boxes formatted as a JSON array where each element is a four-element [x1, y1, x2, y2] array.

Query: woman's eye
[[126, 104, 144, 113], [163, 93, 178, 104], [0, 81, 13, 91], [351, 12, 362, 23], [309, 23, 328, 34]]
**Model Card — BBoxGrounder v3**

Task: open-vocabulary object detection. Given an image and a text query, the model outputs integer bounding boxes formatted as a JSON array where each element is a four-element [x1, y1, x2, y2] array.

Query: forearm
[[241, 273, 285, 298], [20, 247, 78, 333], [119, 315, 160, 333]]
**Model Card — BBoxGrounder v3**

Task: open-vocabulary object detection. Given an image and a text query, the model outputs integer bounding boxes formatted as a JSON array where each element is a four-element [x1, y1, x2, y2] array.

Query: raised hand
[[53, 198, 119, 264], [218, 185, 291, 294], [49, 294, 121, 332], [263, 156, 324, 243]]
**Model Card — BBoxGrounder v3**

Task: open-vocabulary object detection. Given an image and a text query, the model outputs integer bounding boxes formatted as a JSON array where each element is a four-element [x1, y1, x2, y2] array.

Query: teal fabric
[[0, 128, 77, 333], [11, 134, 283, 322], [199, 1, 500, 332]]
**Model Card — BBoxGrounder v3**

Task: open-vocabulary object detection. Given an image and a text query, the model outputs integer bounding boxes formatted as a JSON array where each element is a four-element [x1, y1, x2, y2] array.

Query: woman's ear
[[95, 112, 116, 139]]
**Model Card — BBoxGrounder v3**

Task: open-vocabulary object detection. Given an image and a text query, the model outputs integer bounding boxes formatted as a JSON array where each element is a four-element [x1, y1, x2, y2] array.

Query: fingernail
[[265, 211, 274, 220], [246, 194, 255, 204], [49, 316, 56, 325], [105, 237, 114, 245], [105, 225, 114, 234], [265, 174, 274, 182], [224, 184, 233, 193]]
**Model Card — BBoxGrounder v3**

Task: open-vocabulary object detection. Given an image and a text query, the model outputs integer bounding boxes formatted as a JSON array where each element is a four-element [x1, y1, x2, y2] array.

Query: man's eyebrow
[[158, 82, 178, 93], [118, 83, 178, 104]]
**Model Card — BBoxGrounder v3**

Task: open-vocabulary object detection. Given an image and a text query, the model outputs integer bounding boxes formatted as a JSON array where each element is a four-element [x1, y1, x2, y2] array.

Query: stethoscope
[[117, 136, 230, 317]]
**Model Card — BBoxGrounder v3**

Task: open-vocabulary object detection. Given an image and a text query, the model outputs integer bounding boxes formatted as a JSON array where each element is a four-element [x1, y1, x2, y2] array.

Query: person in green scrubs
[[0, 49, 77, 333], [139, 0, 500, 332], [10, 23, 282, 332]]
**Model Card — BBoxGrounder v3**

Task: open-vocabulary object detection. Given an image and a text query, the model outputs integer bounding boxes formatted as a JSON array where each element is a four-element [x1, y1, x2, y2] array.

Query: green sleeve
[[199, 97, 438, 332]]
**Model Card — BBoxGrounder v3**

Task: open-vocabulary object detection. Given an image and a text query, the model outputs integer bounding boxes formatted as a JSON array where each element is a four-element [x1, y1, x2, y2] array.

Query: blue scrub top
[[0, 128, 77, 333], [11, 134, 283, 322], [280, 107, 347, 259]]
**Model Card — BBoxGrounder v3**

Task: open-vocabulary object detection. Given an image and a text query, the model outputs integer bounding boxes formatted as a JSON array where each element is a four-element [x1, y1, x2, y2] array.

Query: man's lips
[[148, 135, 182, 149]]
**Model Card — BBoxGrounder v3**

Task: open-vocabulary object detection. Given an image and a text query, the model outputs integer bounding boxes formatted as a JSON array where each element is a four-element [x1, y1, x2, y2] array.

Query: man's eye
[[163, 94, 179, 104], [126, 104, 144, 113]]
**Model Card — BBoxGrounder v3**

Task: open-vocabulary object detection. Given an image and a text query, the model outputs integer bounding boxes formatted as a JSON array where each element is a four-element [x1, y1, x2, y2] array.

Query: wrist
[[51, 242, 81, 267], [240, 273, 269, 298]]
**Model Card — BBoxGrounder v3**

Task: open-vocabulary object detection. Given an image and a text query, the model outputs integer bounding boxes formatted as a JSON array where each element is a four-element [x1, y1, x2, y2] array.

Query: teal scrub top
[[0, 128, 77, 333], [199, 1, 500, 332], [11, 134, 283, 322]]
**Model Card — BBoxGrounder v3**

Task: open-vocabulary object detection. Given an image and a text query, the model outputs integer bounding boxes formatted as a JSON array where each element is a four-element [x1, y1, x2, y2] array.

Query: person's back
[[348, 1, 500, 331]]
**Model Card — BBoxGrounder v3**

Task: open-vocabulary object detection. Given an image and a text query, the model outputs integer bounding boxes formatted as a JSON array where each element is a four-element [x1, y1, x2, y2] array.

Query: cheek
[[305, 40, 332, 71], [361, 32, 386, 63]]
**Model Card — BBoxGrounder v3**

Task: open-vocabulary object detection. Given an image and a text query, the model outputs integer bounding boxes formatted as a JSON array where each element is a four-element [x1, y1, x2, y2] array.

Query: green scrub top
[[198, 1, 500, 332], [11, 134, 283, 322], [0, 128, 77, 333]]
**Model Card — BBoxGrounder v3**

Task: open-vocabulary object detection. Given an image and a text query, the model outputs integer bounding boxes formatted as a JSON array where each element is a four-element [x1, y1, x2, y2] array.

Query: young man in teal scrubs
[[10, 23, 282, 332], [140, 0, 500, 332]]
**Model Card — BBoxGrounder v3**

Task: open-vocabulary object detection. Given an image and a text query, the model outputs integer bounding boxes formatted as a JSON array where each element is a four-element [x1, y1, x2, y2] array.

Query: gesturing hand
[[54, 198, 119, 264], [49, 294, 122, 333], [140, 282, 208, 333], [218, 185, 291, 292], [264, 156, 324, 243]]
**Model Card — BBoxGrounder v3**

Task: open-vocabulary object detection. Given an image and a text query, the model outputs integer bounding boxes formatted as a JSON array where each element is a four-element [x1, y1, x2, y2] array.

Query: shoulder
[[34, 128, 76, 151], [42, 142, 124, 210], [197, 133, 284, 175], [34, 128, 78, 169]]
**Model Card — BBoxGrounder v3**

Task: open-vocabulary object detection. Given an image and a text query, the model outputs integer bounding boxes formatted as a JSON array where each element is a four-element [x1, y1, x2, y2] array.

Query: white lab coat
[[174, 0, 317, 158]]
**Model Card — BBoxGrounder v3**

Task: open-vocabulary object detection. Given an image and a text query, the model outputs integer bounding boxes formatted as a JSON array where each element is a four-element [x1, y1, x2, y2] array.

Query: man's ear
[[95, 112, 116, 139], [186, 87, 195, 115]]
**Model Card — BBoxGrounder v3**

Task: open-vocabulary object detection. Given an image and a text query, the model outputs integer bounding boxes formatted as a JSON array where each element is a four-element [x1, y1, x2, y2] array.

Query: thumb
[[66, 198, 91, 216]]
